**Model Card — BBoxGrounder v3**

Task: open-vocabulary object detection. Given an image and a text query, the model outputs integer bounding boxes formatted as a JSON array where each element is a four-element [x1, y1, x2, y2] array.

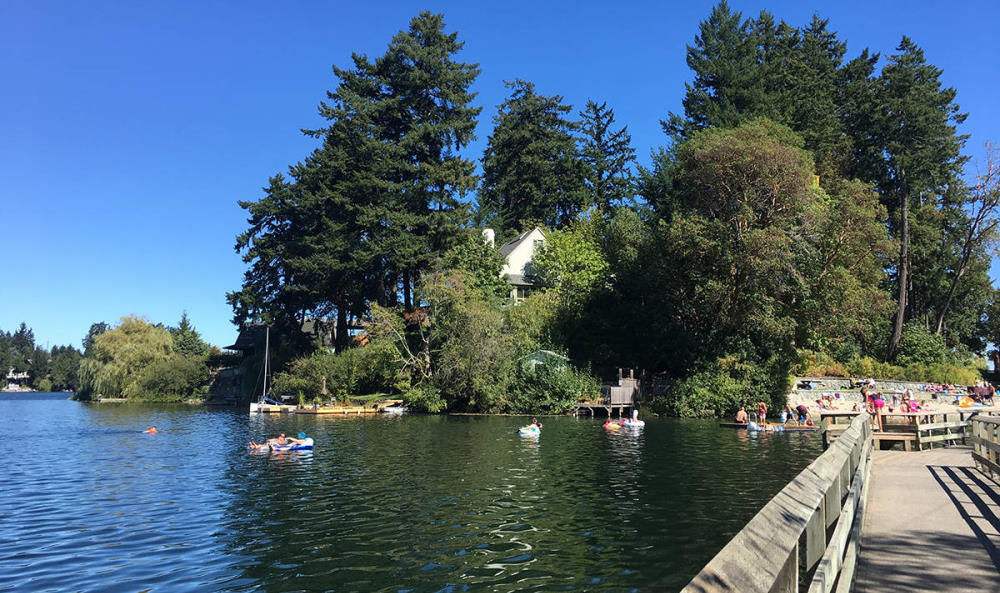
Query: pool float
[[622, 418, 645, 428], [270, 437, 314, 451], [518, 426, 540, 436], [603, 421, 621, 431]]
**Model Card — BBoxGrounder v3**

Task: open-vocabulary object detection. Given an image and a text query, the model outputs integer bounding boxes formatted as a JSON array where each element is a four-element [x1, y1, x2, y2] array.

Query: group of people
[[733, 402, 814, 427]]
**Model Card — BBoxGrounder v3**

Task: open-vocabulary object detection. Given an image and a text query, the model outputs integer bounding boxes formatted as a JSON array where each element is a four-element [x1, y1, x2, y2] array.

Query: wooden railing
[[682, 414, 872, 593], [971, 416, 1000, 484], [822, 409, 983, 451]]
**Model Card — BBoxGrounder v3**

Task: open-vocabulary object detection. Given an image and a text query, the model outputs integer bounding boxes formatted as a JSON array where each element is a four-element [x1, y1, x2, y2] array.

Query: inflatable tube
[[518, 426, 540, 436], [622, 419, 645, 427], [603, 423, 621, 431], [270, 438, 314, 451]]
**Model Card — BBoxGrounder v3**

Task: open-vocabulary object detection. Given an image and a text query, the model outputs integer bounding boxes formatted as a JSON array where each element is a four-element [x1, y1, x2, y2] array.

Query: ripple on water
[[0, 402, 821, 592]]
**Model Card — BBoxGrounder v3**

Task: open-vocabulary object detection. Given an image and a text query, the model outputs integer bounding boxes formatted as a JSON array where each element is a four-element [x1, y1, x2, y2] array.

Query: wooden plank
[[918, 433, 964, 444], [917, 421, 971, 431], [808, 436, 870, 593], [971, 451, 1000, 480], [969, 435, 1000, 452], [872, 433, 916, 441]]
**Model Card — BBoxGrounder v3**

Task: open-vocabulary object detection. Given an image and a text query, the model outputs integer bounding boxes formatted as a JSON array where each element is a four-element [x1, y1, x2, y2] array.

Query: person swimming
[[143, 426, 157, 434]]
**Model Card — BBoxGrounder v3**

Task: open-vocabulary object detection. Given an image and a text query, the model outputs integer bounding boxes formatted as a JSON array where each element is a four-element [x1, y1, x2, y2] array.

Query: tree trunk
[[403, 269, 413, 310], [335, 299, 349, 353], [935, 264, 967, 335], [887, 185, 910, 361]]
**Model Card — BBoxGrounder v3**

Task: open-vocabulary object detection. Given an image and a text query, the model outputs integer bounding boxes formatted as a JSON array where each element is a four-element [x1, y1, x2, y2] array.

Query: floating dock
[[254, 399, 403, 415]]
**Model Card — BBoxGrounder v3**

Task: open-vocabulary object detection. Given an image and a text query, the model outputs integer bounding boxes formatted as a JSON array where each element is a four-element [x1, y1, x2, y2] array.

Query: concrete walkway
[[855, 446, 1000, 592]]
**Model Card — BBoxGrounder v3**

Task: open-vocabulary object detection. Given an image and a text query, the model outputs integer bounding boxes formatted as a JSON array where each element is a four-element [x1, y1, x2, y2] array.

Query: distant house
[[496, 227, 546, 302]]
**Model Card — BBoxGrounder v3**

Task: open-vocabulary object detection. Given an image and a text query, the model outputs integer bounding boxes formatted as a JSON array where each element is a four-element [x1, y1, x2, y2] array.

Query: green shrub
[[506, 363, 599, 414], [403, 383, 446, 412], [135, 354, 209, 401], [896, 323, 950, 366], [794, 347, 982, 386], [653, 352, 790, 418], [272, 343, 405, 402]]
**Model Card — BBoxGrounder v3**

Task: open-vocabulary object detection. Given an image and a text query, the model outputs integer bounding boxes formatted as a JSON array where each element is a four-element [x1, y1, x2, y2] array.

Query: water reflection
[[0, 403, 822, 593]]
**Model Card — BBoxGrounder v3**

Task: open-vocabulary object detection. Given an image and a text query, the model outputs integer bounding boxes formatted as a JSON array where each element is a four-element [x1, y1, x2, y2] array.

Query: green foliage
[[271, 342, 404, 402], [793, 348, 981, 385], [440, 229, 509, 303], [895, 323, 951, 366], [403, 383, 446, 413], [75, 316, 209, 400], [653, 354, 783, 418], [507, 362, 599, 414], [135, 354, 210, 401], [579, 100, 636, 212], [49, 345, 82, 391], [427, 272, 515, 411], [479, 79, 587, 233], [171, 311, 210, 357], [230, 11, 481, 347], [530, 221, 609, 309]]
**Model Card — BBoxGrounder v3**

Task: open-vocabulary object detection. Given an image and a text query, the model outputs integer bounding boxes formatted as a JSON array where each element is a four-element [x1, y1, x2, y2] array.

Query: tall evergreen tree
[[853, 37, 968, 359], [231, 12, 481, 351], [663, 1, 765, 137], [578, 100, 637, 212], [479, 79, 586, 234], [375, 11, 482, 307]]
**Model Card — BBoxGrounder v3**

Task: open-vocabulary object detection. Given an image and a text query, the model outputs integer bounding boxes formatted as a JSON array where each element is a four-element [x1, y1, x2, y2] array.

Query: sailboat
[[249, 327, 283, 414]]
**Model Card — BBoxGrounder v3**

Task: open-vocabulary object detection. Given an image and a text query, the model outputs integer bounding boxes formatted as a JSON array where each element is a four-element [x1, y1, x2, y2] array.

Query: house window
[[516, 286, 532, 301]]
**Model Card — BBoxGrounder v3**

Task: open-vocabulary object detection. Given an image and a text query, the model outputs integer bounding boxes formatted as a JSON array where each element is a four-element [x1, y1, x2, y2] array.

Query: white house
[[495, 227, 546, 302]]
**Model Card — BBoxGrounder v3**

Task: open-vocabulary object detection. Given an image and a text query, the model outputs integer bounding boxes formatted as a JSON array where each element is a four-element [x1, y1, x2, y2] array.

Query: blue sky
[[2, 0, 998, 350]]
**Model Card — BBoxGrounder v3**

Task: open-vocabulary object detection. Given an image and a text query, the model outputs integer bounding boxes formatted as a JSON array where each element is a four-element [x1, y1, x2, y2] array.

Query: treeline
[[3, 314, 220, 401], [230, 4, 1000, 416], [0, 323, 81, 391], [74, 314, 218, 401]]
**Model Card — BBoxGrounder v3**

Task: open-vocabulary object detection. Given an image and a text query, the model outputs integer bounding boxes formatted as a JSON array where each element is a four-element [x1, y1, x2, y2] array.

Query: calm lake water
[[0, 394, 822, 592]]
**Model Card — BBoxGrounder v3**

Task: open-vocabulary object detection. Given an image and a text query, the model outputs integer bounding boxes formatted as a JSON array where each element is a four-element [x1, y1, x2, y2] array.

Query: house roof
[[498, 227, 544, 257], [506, 273, 535, 286]]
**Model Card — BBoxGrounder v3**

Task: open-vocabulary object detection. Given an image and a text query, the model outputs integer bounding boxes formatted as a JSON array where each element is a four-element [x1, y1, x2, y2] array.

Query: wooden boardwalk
[[855, 447, 1000, 592]]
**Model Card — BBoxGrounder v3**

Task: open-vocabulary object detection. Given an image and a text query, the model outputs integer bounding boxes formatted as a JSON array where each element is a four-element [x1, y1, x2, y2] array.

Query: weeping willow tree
[[76, 316, 174, 399]]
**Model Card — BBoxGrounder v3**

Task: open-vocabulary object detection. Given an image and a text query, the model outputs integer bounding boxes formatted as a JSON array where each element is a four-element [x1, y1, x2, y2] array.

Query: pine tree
[[663, 1, 765, 137], [578, 100, 637, 213], [855, 37, 968, 359], [479, 80, 586, 234]]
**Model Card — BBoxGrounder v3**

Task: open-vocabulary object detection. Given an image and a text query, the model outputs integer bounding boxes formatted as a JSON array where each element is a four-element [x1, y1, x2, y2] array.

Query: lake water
[[0, 395, 822, 592]]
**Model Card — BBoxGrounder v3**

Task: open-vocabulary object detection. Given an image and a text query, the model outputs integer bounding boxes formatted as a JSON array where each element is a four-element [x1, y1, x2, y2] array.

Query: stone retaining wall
[[788, 376, 967, 406]]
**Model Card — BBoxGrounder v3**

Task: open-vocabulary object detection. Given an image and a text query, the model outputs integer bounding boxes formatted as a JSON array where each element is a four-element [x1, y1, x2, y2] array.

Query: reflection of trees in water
[[213, 415, 823, 592]]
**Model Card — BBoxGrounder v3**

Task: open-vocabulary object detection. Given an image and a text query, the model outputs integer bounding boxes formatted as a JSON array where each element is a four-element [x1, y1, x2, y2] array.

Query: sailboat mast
[[262, 326, 269, 399]]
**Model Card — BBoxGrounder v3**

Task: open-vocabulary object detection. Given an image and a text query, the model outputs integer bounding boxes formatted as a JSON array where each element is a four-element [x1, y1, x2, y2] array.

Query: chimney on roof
[[482, 228, 495, 247]]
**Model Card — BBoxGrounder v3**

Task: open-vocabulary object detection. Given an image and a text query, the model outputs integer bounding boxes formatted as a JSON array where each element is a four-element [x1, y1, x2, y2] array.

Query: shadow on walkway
[[856, 454, 1000, 593], [928, 465, 1000, 570]]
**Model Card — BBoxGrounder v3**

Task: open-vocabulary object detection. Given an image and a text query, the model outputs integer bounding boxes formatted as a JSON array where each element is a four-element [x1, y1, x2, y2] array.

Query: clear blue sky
[[2, 0, 998, 350]]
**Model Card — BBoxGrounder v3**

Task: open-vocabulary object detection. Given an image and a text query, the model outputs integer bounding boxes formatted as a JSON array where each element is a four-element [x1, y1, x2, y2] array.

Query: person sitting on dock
[[735, 407, 748, 425]]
